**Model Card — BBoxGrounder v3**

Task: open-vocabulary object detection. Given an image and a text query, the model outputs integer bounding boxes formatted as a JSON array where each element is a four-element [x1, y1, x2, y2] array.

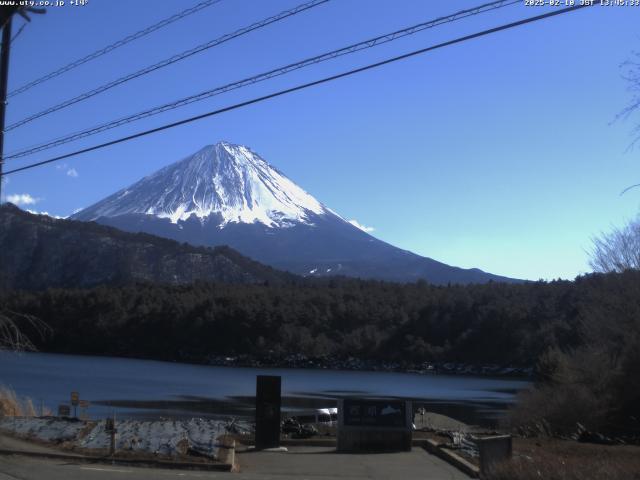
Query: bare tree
[[0, 310, 50, 351], [618, 51, 640, 195], [593, 53, 640, 271], [589, 216, 640, 273], [620, 50, 640, 147]]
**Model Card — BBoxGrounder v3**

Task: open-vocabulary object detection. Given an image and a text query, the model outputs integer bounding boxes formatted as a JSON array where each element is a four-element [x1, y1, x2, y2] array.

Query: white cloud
[[55, 163, 78, 178], [7, 193, 39, 206], [349, 219, 375, 233]]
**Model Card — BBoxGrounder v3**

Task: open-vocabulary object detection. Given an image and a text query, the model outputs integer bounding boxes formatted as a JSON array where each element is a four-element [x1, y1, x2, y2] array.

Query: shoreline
[[201, 354, 534, 378], [8, 349, 533, 379]]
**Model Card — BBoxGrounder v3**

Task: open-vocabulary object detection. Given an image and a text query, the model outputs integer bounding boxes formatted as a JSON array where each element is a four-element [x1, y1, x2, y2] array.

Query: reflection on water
[[0, 352, 529, 426]]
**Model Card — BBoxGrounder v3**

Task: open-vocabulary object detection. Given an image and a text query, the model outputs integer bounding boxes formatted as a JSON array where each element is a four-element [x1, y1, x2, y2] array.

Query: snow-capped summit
[[73, 142, 518, 284], [76, 141, 327, 228]]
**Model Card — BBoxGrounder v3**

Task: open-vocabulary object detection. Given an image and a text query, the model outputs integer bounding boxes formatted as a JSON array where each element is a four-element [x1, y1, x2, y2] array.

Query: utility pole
[[0, 15, 12, 203], [0, 6, 44, 202]]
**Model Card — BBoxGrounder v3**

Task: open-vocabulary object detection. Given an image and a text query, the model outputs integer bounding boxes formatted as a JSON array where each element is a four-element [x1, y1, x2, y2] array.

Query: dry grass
[[487, 438, 640, 480], [0, 386, 22, 416], [0, 385, 41, 417]]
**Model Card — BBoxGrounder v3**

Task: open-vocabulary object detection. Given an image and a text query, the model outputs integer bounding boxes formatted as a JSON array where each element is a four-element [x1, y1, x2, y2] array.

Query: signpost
[[57, 405, 70, 417], [70, 391, 79, 418], [337, 398, 412, 452], [255, 375, 281, 450], [79, 400, 90, 419], [105, 415, 117, 456], [60, 392, 89, 419]]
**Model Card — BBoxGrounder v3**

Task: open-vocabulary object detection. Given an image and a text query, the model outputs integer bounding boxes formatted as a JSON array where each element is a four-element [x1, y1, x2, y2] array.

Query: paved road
[[0, 446, 469, 480], [237, 446, 470, 479], [0, 432, 83, 456], [0, 456, 220, 479]]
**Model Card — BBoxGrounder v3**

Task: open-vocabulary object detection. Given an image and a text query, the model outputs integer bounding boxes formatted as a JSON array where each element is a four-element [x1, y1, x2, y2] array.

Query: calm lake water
[[0, 352, 530, 426]]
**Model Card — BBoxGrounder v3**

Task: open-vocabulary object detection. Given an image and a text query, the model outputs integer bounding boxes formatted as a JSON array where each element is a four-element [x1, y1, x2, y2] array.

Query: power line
[[5, 0, 330, 132], [10, 22, 26, 43], [0, 19, 30, 51], [5, 0, 519, 160], [7, 0, 224, 98], [0, 3, 594, 179]]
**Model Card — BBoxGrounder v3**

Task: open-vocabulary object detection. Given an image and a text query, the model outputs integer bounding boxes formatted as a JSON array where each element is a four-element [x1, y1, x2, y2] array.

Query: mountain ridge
[[72, 141, 520, 285], [0, 203, 296, 290]]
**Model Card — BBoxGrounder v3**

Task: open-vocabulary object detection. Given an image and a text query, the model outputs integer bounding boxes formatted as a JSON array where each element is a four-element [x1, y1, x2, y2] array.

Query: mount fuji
[[72, 141, 515, 284]]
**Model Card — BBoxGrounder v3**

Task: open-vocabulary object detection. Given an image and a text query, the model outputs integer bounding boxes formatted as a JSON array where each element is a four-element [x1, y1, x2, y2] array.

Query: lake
[[0, 352, 530, 426]]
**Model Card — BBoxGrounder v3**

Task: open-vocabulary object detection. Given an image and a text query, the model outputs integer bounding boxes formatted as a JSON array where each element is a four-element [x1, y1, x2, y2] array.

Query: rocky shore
[[199, 353, 534, 378]]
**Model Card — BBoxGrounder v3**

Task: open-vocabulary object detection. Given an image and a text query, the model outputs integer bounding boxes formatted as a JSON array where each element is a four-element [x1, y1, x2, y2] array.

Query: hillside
[[0, 203, 295, 289]]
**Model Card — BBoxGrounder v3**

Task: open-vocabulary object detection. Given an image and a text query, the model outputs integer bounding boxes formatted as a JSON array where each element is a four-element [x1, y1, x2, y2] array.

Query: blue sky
[[1, 0, 639, 281]]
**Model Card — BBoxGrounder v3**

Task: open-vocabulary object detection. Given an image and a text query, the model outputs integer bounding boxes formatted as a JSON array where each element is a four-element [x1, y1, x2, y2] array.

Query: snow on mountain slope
[[75, 142, 328, 227], [72, 141, 519, 285]]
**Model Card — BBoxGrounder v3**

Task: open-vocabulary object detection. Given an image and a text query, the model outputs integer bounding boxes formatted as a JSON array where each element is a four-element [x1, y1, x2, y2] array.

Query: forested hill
[[3, 270, 639, 370], [0, 203, 296, 289]]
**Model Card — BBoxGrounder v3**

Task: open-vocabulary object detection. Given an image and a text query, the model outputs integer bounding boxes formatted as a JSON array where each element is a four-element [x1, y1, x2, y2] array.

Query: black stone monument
[[255, 375, 281, 449]]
